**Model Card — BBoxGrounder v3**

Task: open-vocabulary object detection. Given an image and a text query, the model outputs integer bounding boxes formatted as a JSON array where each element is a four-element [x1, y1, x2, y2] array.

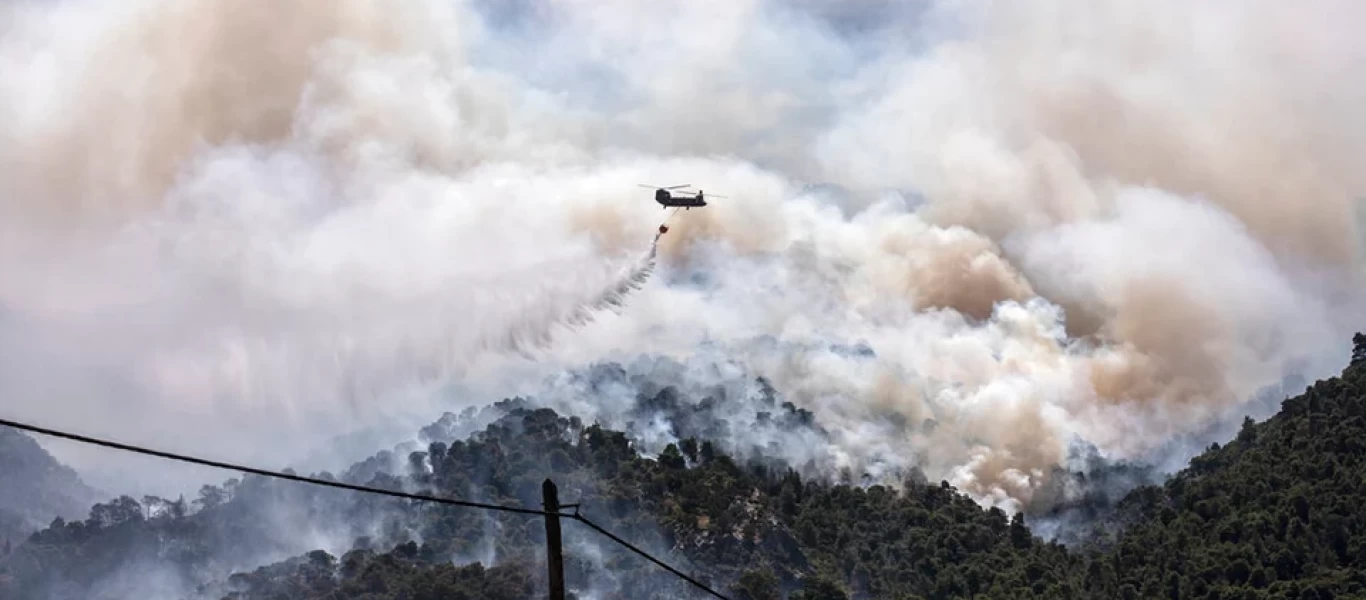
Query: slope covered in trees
[[1077, 335, 1366, 599], [0, 398, 1083, 599], [0, 426, 100, 549], [2, 335, 1365, 599]]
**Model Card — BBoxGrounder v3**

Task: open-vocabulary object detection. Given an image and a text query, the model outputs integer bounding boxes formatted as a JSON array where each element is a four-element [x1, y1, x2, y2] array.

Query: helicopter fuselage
[[655, 188, 706, 208]]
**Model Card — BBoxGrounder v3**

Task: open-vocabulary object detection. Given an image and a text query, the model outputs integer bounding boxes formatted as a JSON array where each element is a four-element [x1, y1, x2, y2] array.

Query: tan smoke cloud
[[2, 0, 411, 227], [801, 0, 1364, 504], [817, 0, 1366, 263], [877, 225, 1036, 321]]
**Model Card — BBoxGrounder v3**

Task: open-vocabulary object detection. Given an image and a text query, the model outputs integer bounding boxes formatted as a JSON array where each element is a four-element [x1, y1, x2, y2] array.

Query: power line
[[573, 513, 731, 600], [0, 416, 735, 600], [0, 416, 553, 517]]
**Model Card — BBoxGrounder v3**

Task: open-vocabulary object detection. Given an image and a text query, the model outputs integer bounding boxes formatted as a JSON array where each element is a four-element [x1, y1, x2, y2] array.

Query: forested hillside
[[0, 426, 100, 550], [0, 398, 1081, 599], [2, 336, 1365, 599], [1076, 335, 1366, 599]]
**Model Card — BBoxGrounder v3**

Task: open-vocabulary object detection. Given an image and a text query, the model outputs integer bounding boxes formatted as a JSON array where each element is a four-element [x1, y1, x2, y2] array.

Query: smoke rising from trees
[[1, 0, 1363, 514]]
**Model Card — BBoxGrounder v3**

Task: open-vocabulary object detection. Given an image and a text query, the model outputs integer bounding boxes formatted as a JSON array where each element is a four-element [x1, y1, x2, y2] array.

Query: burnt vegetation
[[2, 336, 1366, 599]]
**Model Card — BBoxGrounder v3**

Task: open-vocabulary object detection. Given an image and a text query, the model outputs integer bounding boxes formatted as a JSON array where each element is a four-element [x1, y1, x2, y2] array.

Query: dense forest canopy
[[0, 336, 1364, 599]]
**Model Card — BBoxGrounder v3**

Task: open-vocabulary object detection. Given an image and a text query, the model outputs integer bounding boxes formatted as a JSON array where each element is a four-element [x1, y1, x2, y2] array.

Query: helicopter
[[638, 184, 726, 210]]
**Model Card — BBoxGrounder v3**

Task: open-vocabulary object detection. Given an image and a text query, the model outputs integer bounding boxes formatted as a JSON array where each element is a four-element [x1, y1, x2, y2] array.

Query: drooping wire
[[572, 511, 731, 600], [0, 416, 736, 600], [0, 417, 553, 517]]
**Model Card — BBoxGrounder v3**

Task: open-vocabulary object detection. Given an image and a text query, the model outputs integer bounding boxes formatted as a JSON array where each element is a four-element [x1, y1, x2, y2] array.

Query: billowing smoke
[[2, 0, 1364, 518]]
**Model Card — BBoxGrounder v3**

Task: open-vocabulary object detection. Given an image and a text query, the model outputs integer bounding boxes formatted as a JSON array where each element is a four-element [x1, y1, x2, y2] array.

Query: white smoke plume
[[2, 0, 1364, 519]]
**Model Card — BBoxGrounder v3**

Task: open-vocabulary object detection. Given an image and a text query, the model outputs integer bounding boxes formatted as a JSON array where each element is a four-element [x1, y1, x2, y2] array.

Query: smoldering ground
[[2, 0, 1364, 529]]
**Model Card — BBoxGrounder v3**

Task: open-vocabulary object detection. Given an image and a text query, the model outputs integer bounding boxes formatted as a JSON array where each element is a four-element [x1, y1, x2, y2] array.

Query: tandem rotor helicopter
[[638, 183, 727, 235], [638, 184, 726, 210]]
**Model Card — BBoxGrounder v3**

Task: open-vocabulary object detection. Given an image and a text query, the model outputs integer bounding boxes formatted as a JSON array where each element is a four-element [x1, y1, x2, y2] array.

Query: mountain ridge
[[1, 335, 1364, 599]]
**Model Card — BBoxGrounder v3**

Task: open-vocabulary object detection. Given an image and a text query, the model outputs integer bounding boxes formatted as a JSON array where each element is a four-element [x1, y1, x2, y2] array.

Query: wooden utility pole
[[543, 478, 566, 600]]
